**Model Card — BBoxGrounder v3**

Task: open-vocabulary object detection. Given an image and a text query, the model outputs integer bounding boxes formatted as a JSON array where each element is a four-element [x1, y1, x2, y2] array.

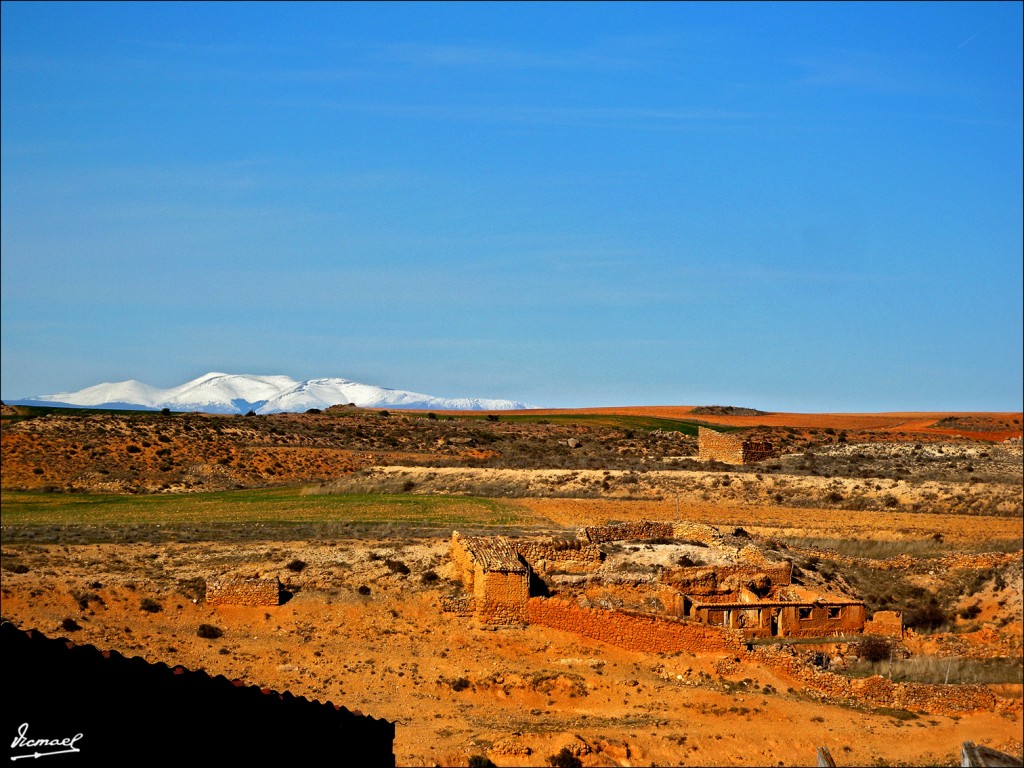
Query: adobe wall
[[205, 577, 280, 606], [516, 539, 604, 574], [778, 603, 867, 638], [474, 569, 529, 625], [863, 610, 904, 638], [526, 597, 744, 655]]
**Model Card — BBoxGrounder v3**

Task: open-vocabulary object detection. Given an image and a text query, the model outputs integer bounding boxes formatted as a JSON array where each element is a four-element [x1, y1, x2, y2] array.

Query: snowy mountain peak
[[12, 373, 531, 413]]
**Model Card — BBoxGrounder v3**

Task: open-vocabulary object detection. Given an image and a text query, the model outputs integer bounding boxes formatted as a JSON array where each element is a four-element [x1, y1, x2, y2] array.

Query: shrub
[[197, 624, 223, 639], [139, 598, 163, 613], [421, 570, 440, 584], [904, 599, 947, 631], [468, 757, 496, 768], [547, 748, 583, 768], [958, 604, 982, 620], [676, 555, 706, 568], [357, 585, 371, 596], [61, 618, 82, 632], [176, 577, 206, 602], [286, 559, 307, 573], [450, 677, 471, 691], [858, 635, 891, 662], [385, 559, 410, 575]]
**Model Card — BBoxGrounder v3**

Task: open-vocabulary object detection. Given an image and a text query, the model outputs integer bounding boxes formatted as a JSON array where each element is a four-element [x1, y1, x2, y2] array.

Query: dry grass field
[[1, 405, 1021, 766]]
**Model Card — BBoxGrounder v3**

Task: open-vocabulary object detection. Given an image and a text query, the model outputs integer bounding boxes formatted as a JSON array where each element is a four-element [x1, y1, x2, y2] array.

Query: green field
[[0, 488, 536, 528], [3, 404, 736, 435], [404, 412, 732, 435]]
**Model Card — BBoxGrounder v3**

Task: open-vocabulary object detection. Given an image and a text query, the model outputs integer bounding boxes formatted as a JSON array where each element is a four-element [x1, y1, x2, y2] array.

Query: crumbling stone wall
[[515, 539, 604, 573], [661, 562, 793, 594], [863, 610, 904, 638], [449, 534, 479, 587], [205, 577, 280, 606], [526, 597, 744, 655], [670, 521, 726, 547], [579, 521, 676, 543], [698, 427, 775, 464], [752, 645, 1016, 717], [578, 520, 727, 546]]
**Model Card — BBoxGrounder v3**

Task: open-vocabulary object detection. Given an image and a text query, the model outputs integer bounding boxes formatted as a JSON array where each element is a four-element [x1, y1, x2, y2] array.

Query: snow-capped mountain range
[[10, 372, 531, 414]]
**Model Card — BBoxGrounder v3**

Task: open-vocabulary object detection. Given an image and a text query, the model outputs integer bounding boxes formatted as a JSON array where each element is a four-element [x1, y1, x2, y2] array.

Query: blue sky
[[2, 1, 1021, 411]]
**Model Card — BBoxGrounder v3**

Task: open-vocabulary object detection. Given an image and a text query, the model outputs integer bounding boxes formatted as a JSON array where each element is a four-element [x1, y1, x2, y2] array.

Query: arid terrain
[[1, 404, 1022, 766]]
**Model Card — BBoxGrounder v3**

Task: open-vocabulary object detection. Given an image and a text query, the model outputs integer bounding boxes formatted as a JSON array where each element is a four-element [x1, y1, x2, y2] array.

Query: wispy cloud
[[791, 49, 911, 94], [383, 41, 638, 72]]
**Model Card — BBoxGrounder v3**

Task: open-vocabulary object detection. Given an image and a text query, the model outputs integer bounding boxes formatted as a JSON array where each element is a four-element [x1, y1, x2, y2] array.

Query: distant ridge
[[9, 372, 532, 414]]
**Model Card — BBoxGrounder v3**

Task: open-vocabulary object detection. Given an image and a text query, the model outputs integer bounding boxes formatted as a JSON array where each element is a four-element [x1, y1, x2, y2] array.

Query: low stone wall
[[526, 597, 744, 655], [578, 520, 727, 547], [516, 539, 604, 573], [206, 577, 280, 607], [752, 645, 1016, 717], [697, 427, 775, 464], [671, 521, 726, 547], [439, 594, 473, 616], [579, 521, 675, 543]]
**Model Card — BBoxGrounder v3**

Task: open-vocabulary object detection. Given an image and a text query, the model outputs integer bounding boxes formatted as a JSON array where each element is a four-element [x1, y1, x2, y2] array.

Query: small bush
[[676, 555, 706, 568], [450, 677, 471, 692], [858, 635, 891, 663], [176, 577, 206, 602], [958, 604, 982, 620], [468, 757, 496, 768], [385, 559, 410, 575], [140, 598, 163, 613], [357, 585, 371, 596], [904, 599, 947, 631], [547, 748, 583, 768], [61, 618, 82, 632], [286, 559, 307, 573], [197, 624, 223, 639], [421, 570, 440, 584]]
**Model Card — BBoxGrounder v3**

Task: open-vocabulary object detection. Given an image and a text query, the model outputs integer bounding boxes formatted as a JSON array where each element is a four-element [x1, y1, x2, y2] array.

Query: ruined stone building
[[698, 426, 776, 464], [449, 532, 530, 625], [684, 586, 866, 638], [445, 520, 877, 650]]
